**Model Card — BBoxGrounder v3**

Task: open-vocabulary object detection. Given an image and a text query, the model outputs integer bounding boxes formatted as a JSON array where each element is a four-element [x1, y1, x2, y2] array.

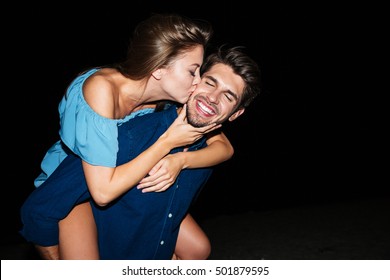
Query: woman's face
[[159, 45, 204, 104]]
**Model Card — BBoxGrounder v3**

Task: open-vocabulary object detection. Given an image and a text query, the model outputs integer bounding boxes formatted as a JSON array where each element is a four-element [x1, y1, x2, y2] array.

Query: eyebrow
[[204, 75, 239, 102]]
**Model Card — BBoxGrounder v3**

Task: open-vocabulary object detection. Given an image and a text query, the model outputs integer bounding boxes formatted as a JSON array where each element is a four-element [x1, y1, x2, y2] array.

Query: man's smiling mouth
[[196, 100, 216, 117]]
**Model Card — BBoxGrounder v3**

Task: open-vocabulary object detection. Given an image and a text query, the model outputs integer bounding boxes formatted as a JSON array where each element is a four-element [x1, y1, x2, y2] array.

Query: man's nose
[[207, 90, 221, 104]]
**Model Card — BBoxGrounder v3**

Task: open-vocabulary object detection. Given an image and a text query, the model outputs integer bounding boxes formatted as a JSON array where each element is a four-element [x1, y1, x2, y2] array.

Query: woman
[[22, 13, 232, 260]]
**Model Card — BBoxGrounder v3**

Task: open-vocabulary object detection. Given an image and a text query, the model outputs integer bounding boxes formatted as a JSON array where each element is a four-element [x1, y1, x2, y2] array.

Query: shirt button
[[168, 213, 173, 218], [160, 240, 164, 245]]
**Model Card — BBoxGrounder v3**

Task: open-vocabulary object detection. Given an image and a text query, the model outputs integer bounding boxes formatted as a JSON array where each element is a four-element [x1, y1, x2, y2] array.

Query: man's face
[[186, 63, 245, 127]]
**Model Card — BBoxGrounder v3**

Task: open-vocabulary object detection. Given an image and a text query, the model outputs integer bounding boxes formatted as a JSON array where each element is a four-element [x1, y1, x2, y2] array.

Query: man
[[92, 46, 261, 259]]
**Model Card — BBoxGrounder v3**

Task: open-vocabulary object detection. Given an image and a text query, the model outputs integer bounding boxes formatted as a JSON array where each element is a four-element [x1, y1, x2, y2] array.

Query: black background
[[4, 2, 384, 244]]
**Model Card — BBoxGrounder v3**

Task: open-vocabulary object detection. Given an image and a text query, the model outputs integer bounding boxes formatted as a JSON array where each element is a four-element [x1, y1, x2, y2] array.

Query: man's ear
[[151, 69, 163, 80], [228, 108, 245, 122]]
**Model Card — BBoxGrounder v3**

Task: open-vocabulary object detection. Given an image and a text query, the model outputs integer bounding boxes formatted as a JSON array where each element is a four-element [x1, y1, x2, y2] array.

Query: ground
[[1, 196, 389, 260]]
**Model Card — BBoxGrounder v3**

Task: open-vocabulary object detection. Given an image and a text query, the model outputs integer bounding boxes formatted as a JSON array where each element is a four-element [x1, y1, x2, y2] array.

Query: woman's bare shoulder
[[83, 68, 117, 118]]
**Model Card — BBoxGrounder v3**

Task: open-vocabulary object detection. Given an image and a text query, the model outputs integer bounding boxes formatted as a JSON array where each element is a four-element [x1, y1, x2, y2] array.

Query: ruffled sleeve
[[58, 68, 147, 167]]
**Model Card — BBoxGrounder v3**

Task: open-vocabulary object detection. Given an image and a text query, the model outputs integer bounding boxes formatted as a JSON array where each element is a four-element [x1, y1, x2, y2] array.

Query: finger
[[190, 123, 219, 135], [160, 185, 170, 192], [154, 184, 170, 193], [202, 123, 222, 134], [141, 183, 165, 193], [147, 165, 159, 176], [138, 178, 157, 189], [138, 173, 168, 189], [138, 175, 155, 186], [139, 172, 159, 184], [176, 104, 187, 121]]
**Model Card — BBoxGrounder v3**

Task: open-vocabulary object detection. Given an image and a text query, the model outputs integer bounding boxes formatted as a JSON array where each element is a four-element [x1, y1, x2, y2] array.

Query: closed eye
[[205, 81, 215, 87], [203, 76, 216, 87], [224, 93, 233, 102]]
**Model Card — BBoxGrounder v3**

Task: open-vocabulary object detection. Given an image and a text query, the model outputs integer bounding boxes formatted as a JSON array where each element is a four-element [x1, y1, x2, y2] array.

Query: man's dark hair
[[201, 45, 261, 109]]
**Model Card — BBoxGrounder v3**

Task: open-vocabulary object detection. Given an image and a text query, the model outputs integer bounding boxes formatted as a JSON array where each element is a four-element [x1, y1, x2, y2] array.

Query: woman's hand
[[137, 153, 184, 193], [160, 104, 221, 148]]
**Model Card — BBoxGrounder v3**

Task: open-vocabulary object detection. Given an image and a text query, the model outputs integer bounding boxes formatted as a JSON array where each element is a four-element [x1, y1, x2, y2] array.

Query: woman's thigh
[[174, 213, 211, 260], [58, 201, 99, 259]]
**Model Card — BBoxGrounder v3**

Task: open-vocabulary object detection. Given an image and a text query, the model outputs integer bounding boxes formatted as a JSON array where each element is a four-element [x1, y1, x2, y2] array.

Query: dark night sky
[[4, 2, 383, 241]]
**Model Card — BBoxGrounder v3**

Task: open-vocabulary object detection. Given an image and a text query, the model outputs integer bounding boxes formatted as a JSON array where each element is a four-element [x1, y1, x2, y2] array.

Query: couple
[[20, 14, 261, 260]]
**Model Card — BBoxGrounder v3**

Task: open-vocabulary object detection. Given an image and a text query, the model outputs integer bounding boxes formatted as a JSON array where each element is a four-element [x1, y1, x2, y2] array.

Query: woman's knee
[[195, 235, 211, 259], [182, 233, 211, 260]]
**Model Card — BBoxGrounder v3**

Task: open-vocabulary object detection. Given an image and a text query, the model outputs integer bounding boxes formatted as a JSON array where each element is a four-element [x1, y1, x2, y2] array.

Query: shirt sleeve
[[58, 69, 119, 167]]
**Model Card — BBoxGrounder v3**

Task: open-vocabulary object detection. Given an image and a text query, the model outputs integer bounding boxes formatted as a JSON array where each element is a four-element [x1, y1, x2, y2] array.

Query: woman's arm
[[137, 131, 233, 193], [181, 131, 234, 168], [83, 107, 220, 206]]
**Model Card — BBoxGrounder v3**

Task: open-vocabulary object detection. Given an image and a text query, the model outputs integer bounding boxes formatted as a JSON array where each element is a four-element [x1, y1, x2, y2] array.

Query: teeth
[[198, 101, 214, 115]]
